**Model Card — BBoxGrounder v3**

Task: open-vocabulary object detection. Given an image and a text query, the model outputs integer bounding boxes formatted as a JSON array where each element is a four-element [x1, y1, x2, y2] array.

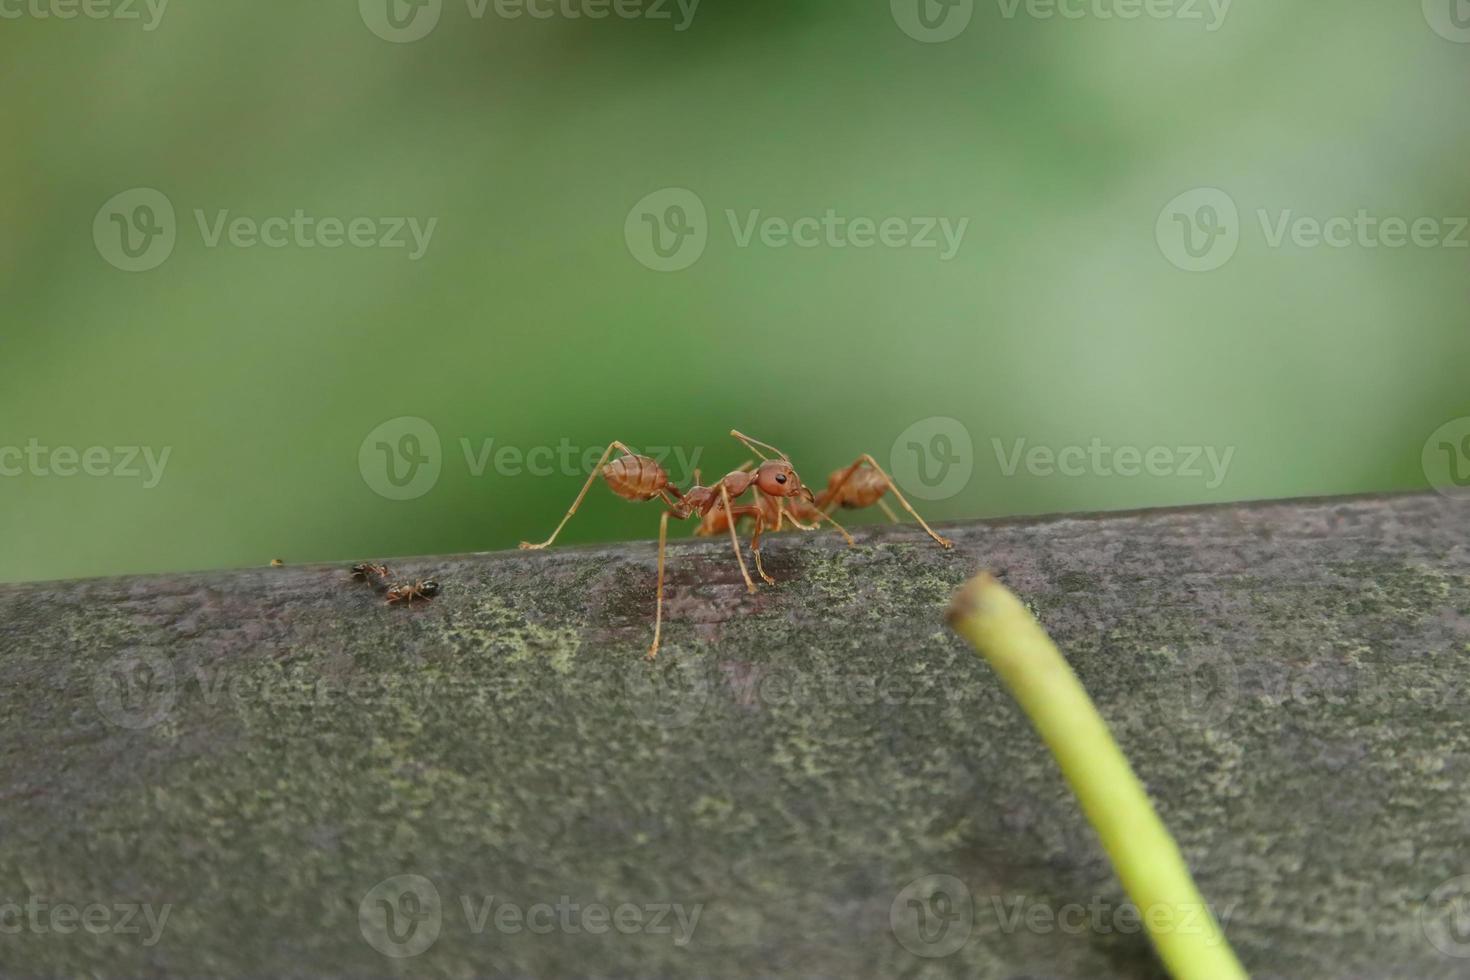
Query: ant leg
[[519, 441, 632, 550], [851, 454, 953, 548], [815, 508, 856, 547], [719, 483, 758, 594], [748, 510, 777, 586], [648, 510, 670, 660], [877, 499, 900, 523], [775, 504, 803, 531]]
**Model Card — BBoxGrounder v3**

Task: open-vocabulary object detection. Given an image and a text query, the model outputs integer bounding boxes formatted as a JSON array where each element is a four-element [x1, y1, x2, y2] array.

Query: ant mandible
[[519, 430, 952, 659]]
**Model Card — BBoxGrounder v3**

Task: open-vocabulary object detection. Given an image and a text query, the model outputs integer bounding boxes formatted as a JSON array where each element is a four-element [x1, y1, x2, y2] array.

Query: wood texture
[[1, 492, 1467, 977]]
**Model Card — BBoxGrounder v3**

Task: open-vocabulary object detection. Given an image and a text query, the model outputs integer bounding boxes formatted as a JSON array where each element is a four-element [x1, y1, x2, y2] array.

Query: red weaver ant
[[694, 452, 921, 544], [519, 430, 952, 659], [693, 464, 858, 549]]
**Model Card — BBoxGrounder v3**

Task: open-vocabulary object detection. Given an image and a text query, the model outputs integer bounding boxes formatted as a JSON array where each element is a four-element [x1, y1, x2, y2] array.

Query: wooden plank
[[1, 492, 1467, 976]]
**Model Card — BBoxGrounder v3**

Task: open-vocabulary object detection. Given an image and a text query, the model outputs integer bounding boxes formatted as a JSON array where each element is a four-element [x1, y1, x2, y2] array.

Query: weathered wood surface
[[1, 492, 1468, 978]]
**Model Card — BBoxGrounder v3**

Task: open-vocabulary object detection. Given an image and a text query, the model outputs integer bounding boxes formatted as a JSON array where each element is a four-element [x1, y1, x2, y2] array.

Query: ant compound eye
[[775, 473, 787, 484]]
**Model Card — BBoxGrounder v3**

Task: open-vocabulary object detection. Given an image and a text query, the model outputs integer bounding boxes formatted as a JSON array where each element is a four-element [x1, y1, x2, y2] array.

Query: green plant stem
[[947, 572, 1248, 980]]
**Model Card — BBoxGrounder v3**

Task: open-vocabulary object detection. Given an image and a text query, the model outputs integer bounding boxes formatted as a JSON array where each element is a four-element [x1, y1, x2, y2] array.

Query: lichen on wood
[[0, 492, 1467, 977]]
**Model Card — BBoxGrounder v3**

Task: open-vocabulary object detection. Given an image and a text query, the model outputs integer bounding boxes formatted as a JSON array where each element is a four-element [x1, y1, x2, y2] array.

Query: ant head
[[421, 580, 441, 597], [754, 459, 807, 499]]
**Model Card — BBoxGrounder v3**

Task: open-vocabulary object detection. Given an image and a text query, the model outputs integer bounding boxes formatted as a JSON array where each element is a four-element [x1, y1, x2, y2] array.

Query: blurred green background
[[2, 0, 1467, 584]]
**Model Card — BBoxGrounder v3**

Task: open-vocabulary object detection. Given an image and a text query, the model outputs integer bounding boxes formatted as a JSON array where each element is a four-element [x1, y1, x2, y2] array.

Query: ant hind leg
[[816, 508, 856, 547], [520, 441, 632, 550], [858, 454, 953, 548], [648, 510, 670, 660]]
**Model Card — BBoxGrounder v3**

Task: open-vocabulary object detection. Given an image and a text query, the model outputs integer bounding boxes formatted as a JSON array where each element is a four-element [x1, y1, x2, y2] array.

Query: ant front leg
[[746, 507, 777, 586], [520, 441, 632, 550], [828, 454, 954, 549], [718, 483, 759, 594]]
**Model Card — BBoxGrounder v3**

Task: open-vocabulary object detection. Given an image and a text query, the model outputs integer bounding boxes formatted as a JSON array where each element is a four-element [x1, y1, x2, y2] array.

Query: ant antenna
[[730, 430, 788, 462]]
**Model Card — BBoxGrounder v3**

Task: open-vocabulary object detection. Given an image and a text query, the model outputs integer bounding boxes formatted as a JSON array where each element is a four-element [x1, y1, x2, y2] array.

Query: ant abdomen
[[825, 467, 888, 509], [602, 454, 670, 501]]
